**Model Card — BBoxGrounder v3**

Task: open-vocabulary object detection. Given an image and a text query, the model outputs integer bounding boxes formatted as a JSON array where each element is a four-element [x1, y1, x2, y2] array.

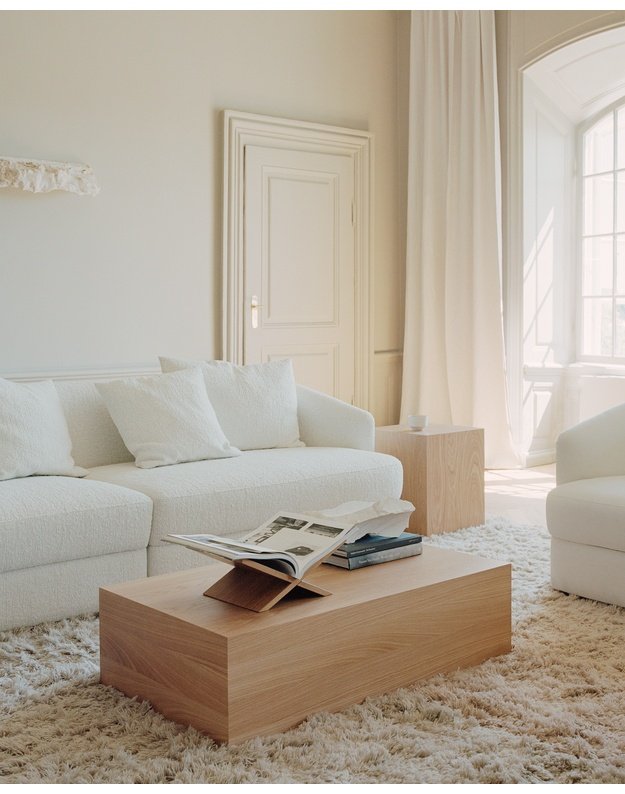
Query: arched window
[[579, 103, 625, 360]]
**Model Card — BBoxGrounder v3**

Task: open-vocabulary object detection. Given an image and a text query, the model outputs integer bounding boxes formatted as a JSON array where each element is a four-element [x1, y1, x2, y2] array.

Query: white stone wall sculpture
[[0, 157, 100, 195]]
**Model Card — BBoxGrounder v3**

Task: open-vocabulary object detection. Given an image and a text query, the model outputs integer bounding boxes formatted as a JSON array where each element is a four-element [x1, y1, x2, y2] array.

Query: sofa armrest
[[296, 385, 375, 450], [556, 402, 625, 484]]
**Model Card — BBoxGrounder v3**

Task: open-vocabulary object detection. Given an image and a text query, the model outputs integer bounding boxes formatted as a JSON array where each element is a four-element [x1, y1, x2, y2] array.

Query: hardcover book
[[333, 531, 422, 559], [325, 540, 423, 570]]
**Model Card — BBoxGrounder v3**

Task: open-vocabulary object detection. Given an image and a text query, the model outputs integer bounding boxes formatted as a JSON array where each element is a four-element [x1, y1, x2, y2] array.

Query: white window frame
[[577, 98, 625, 364]]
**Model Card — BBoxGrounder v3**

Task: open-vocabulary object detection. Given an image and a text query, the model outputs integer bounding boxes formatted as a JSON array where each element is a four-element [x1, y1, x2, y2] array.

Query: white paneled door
[[243, 145, 355, 403], [223, 111, 372, 408]]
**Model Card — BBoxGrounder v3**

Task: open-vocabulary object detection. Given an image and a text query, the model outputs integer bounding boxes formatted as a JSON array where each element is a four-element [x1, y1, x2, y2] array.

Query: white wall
[[0, 11, 405, 420]]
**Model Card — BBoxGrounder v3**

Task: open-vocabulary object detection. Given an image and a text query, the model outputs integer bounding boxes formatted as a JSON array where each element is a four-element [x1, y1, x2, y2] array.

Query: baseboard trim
[[524, 449, 556, 467]]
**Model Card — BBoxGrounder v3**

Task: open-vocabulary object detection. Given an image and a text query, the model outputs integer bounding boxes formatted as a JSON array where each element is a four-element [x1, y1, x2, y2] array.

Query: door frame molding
[[222, 109, 373, 410]]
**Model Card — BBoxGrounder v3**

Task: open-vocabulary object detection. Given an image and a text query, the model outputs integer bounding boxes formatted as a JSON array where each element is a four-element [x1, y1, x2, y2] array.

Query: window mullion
[[613, 109, 618, 357], [578, 101, 625, 362]]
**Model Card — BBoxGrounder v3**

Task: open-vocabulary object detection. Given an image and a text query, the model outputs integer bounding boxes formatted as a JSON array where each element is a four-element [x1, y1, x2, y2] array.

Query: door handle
[[251, 295, 262, 329]]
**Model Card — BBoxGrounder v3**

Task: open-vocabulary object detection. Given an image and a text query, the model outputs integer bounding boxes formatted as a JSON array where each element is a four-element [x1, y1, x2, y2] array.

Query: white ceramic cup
[[408, 414, 428, 431]]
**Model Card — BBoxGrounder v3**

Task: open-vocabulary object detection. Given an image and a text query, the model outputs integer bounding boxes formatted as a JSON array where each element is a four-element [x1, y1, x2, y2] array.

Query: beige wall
[[0, 11, 405, 420], [372, 9, 410, 426]]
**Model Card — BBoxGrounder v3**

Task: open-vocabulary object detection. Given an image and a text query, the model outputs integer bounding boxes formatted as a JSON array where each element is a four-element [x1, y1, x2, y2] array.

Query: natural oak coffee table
[[99, 546, 511, 744]]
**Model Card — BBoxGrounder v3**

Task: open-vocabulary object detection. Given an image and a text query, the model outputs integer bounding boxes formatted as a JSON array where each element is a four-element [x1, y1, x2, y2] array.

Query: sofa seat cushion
[[0, 476, 153, 573], [546, 476, 625, 553], [87, 447, 403, 547]]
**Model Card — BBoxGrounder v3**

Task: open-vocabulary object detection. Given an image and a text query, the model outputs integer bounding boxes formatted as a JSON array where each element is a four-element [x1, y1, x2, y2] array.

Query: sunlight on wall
[[521, 75, 572, 462], [523, 207, 555, 365]]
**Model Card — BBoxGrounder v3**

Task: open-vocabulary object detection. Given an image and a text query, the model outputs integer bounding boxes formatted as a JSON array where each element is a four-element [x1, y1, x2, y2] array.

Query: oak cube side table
[[375, 424, 485, 535]]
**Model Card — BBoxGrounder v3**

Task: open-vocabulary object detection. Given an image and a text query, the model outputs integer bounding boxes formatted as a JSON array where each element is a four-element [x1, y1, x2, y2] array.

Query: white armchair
[[546, 402, 625, 607]]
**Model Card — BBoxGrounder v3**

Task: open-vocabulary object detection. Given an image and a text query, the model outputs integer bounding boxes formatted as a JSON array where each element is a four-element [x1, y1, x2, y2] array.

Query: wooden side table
[[375, 424, 485, 535]]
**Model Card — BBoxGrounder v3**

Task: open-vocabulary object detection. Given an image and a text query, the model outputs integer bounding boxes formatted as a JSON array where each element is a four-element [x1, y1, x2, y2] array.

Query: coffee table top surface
[[100, 546, 509, 639]]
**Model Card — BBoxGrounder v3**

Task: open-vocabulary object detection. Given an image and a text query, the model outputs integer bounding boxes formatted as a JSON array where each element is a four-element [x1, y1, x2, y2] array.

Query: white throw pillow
[[0, 379, 87, 481], [95, 368, 241, 469], [159, 357, 303, 451]]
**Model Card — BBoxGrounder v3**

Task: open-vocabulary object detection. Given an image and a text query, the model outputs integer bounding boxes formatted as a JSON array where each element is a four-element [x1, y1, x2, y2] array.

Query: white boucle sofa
[[546, 402, 625, 607], [0, 379, 403, 630]]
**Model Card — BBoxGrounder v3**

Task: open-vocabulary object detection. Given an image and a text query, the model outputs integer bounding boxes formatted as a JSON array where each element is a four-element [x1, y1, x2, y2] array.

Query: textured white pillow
[[95, 368, 241, 469], [0, 379, 87, 481], [159, 357, 303, 451]]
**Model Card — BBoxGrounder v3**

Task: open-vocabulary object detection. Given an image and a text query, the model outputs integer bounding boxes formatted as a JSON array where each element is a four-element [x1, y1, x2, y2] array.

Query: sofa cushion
[[0, 476, 152, 573], [55, 380, 134, 469], [95, 368, 240, 468], [159, 357, 302, 451], [546, 476, 625, 553], [87, 447, 403, 548], [0, 379, 87, 481]]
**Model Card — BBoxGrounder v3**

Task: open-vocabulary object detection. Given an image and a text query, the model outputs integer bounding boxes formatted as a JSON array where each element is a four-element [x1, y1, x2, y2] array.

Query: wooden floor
[[485, 464, 555, 526]]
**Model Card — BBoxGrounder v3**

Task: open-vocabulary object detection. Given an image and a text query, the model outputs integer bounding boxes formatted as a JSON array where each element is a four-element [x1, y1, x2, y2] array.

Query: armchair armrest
[[296, 385, 374, 450], [556, 402, 625, 484]]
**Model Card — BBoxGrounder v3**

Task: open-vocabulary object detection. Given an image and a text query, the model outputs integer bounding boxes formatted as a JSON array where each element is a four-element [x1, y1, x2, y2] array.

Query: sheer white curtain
[[401, 10, 521, 469]]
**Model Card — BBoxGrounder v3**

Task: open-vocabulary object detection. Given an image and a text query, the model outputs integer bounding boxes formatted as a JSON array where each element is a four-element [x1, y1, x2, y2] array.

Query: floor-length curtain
[[401, 10, 521, 469]]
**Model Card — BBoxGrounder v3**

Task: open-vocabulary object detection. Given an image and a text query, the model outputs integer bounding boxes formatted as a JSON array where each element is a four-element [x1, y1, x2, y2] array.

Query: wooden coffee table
[[100, 546, 511, 744]]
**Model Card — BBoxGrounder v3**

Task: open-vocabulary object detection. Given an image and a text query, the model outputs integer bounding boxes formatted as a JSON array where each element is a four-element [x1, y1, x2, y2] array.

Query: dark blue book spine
[[337, 533, 422, 558], [327, 543, 422, 569]]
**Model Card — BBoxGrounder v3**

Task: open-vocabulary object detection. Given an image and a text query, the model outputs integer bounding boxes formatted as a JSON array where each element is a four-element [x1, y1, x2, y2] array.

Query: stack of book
[[324, 531, 422, 570]]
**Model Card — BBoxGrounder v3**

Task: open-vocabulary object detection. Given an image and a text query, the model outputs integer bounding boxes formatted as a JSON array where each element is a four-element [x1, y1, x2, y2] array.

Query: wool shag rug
[[2, 518, 625, 784]]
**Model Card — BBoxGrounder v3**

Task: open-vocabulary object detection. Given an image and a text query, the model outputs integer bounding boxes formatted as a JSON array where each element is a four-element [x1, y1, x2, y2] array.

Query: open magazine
[[164, 498, 414, 580]]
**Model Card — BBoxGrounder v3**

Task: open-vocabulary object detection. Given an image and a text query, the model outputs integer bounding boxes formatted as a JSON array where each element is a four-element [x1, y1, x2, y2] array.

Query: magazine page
[[168, 534, 285, 557], [164, 533, 302, 576], [307, 498, 415, 541], [242, 513, 351, 575]]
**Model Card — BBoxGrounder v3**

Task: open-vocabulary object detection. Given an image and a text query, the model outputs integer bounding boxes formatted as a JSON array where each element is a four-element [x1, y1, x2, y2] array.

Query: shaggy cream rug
[[2, 518, 625, 784]]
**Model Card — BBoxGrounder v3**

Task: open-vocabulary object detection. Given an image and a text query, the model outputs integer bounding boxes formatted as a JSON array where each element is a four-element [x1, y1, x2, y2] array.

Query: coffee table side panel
[[225, 564, 511, 743], [99, 588, 230, 741]]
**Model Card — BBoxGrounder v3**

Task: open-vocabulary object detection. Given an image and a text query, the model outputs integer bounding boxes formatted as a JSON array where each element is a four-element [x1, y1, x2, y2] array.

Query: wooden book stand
[[203, 559, 331, 612]]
